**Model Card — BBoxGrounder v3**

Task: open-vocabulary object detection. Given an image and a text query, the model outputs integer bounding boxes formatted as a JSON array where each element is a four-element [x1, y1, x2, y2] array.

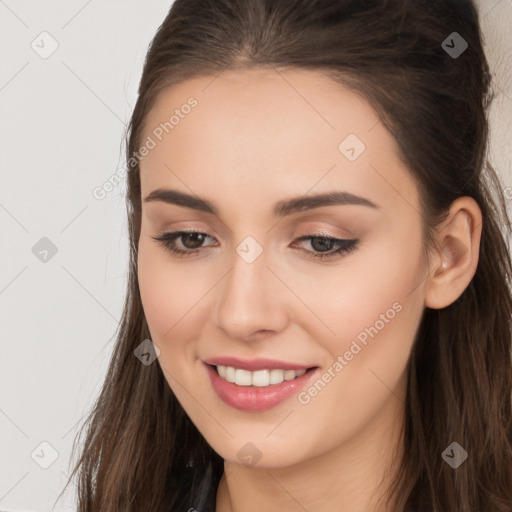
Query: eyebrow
[[143, 188, 380, 217]]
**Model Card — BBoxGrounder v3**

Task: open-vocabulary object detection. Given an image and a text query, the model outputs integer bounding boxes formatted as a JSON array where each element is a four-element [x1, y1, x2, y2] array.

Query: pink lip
[[204, 362, 319, 411], [202, 356, 314, 371]]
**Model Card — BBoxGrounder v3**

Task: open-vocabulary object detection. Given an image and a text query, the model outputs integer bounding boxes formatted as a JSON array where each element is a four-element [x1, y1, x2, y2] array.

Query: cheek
[[278, 286, 424, 461], [137, 242, 204, 398], [290, 231, 425, 430], [137, 239, 204, 340], [137, 241, 199, 385], [287, 224, 425, 358], [293, 230, 424, 382], [137, 246, 175, 336], [136, 238, 220, 401]]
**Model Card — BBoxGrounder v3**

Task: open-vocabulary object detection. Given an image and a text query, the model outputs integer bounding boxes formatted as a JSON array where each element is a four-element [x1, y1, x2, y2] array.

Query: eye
[[151, 230, 217, 258], [151, 230, 359, 260], [291, 234, 358, 260]]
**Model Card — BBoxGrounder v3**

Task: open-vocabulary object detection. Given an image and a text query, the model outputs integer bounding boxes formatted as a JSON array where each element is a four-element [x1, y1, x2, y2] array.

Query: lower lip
[[204, 363, 318, 411]]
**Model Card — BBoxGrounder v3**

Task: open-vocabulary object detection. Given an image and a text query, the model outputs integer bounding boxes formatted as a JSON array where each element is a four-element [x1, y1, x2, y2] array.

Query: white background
[[0, 1, 511, 510]]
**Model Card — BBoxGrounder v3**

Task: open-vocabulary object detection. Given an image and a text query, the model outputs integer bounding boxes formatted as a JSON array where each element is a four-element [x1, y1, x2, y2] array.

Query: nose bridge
[[214, 234, 288, 340]]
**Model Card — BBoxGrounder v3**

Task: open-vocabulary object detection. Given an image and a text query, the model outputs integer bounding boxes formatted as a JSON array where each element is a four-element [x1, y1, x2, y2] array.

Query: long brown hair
[[58, 0, 512, 510]]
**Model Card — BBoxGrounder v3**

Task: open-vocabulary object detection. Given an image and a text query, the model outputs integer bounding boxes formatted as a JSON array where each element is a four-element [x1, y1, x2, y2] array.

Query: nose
[[214, 244, 290, 342]]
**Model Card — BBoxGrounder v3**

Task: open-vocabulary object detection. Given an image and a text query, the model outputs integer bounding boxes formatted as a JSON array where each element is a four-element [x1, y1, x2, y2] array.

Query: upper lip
[[203, 356, 316, 371]]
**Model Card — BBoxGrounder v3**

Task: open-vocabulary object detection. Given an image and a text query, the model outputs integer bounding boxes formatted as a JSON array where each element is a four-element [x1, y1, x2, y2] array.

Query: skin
[[136, 68, 482, 512]]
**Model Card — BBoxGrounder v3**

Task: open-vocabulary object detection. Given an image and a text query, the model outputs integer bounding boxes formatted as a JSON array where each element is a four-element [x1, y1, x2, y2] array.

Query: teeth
[[215, 366, 307, 386]]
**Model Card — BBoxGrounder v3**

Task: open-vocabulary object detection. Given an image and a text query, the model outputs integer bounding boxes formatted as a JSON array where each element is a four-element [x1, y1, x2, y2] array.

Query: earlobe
[[424, 197, 482, 309]]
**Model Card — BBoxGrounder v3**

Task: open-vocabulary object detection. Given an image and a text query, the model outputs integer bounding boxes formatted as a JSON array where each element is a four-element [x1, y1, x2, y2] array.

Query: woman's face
[[137, 68, 429, 468]]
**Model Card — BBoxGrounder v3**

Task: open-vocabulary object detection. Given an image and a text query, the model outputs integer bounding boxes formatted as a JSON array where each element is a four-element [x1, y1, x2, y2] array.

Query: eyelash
[[151, 230, 359, 260]]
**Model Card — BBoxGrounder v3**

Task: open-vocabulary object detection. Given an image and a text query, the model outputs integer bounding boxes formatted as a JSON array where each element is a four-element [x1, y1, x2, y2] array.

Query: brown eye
[[178, 232, 207, 250], [151, 231, 216, 257]]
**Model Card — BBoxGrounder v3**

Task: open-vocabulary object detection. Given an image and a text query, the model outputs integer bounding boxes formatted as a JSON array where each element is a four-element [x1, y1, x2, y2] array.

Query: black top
[[193, 461, 218, 512], [176, 460, 221, 512]]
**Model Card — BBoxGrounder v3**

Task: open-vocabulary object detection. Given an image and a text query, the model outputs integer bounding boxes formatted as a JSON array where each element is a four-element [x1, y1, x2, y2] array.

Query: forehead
[[138, 68, 418, 217], [141, 67, 379, 155]]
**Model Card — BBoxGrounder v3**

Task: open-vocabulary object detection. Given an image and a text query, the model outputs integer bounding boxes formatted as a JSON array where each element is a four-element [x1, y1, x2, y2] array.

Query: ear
[[424, 196, 483, 309]]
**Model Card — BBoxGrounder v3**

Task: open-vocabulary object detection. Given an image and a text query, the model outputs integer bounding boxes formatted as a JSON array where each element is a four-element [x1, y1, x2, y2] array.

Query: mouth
[[203, 362, 320, 411], [210, 364, 317, 387]]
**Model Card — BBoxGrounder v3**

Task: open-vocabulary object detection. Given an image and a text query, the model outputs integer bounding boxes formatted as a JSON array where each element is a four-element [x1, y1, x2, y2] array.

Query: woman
[[60, 0, 512, 510]]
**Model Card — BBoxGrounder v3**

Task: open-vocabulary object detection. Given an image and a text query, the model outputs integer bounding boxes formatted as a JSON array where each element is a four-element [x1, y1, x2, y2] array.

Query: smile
[[215, 365, 306, 386], [204, 362, 319, 411]]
